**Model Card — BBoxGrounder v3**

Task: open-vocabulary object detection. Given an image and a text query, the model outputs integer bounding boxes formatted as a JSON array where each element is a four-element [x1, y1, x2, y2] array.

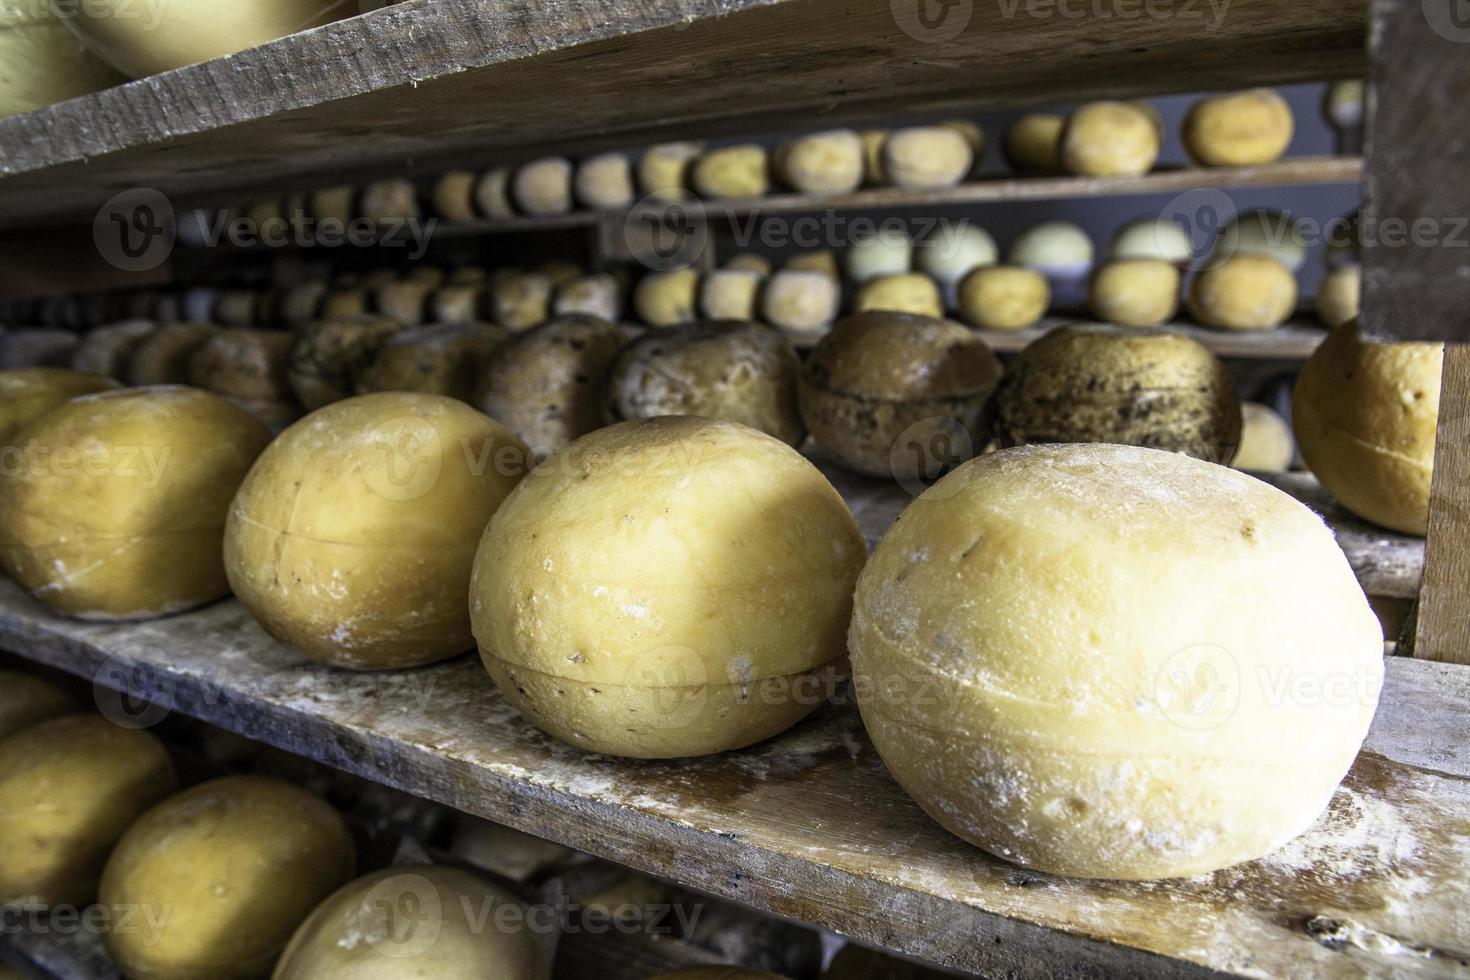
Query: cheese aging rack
[[0, 1, 1467, 979]]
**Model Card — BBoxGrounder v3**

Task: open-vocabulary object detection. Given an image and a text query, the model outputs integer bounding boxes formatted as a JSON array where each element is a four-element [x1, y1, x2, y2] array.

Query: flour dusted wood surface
[[0, 581, 1463, 977], [0, 0, 1367, 228]]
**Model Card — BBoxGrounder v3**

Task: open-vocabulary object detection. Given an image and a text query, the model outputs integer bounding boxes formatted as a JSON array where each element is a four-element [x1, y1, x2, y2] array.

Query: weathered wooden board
[[0, 580, 1465, 979], [1360, 0, 1470, 343], [1416, 345, 1470, 663], [0, 0, 1368, 229]]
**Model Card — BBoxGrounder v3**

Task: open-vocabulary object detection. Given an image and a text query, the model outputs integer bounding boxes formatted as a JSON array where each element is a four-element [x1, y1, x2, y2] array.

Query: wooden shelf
[[0, 0, 1367, 230], [384, 156, 1360, 244], [0, 460, 1442, 979]]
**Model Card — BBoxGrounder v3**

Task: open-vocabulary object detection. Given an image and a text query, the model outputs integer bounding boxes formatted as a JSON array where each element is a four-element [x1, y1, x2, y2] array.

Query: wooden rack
[[0, 0, 1465, 976]]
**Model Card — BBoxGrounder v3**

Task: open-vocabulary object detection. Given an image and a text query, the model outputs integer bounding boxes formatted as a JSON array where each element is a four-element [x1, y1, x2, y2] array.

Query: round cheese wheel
[[0, 715, 175, 907], [100, 776, 355, 980], [288, 316, 403, 409], [779, 129, 865, 194], [0, 386, 271, 619], [956, 265, 1049, 331], [1315, 264, 1361, 329], [192, 328, 301, 427], [1061, 101, 1160, 176], [1294, 322, 1443, 535], [555, 273, 623, 322], [761, 269, 840, 338], [699, 270, 762, 322], [0, 0, 122, 117], [691, 144, 769, 199], [356, 321, 505, 401], [607, 321, 804, 446], [0, 367, 118, 445], [226, 393, 529, 669], [1187, 255, 1297, 332], [471, 417, 865, 758], [513, 158, 574, 216], [1002, 114, 1064, 174], [850, 442, 1384, 879], [128, 322, 216, 385], [883, 127, 973, 189], [635, 269, 700, 328], [800, 312, 1001, 480], [994, 325, 1241, 462], [1183, 88, 1295, 166], [1232, 401, 1295, 472], [1088, 259, 1181, 328], [0, 671, 77, 741], [854, 273, 943, 317], [273, 866, 549, 980], [638, 142, 704, 200], [575, 152, 636, 210]]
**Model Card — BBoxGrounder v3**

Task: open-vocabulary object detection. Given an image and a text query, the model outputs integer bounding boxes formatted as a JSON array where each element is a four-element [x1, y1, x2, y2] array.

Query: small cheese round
[[1324, 80, 1365, 130], [634, 269, 700, 328], [780, 129, 866, 194], [474, 315, 626, 460], [883, 127, 973, 189], [855, 273, 944, 317], [70, 320, 155, 378], [273, 867, 549, 980], [956, 265, 1050, 331], [691, 144, 769, 199], [913, 225, 998, 291], [1183, 88, 1295, 166], [0, 367, 118, 445], [355, 322, 506, 401], [761, 270, 840, 338], [555, 273, 624, 322], [100, 776, 356, 980], [799, 312, 1002, 480], [994, 325, 1241, 462], [1294, 322, 1443, 535], [0, 386, 271, 620], [288, 316, 403, 409], [475, 168, 516, 220], [700, 269, 763, 321], [431, 169, 479, 221], [470, 417, 865, 758], [359, 179, 420, 225], [0, 715, 175, 908], [1061, 101, 1160, 176], [1212, 209, 1308, 271], [1008, 221, 1094, 281], [0, 672, 77, 741], [1233, 402, 1295, 472], [607, 321, 804, 446], [373, 277, 434, 327], [493, 272, 555, 332], [850, 442, 1384, 879], [128, 322, 215, 385], [1316, 264, 1361, 329], [639, 142, 704, 200], [784, 249, 841, 280], [1107, 217, 1194, 266], [512, 158, 574, 215], [1003, 114, 1064, 174], [192, 328, 301, 427], [846, 230, 913, 283], [1088, 259, 1181, 328], [1188, 255, 1298, 331], [575, 152, 636, 210], [227, 393, 528, 669]]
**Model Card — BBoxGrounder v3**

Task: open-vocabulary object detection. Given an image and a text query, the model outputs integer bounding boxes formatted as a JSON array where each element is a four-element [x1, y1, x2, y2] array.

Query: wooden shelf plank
[[0, 581, 1464, 980], [0, 0, 1368, 230]]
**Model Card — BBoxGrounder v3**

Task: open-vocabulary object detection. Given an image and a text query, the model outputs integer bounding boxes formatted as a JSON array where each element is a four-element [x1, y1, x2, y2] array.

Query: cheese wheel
[[0, 715, 175, 907], [470, 417, 865, 758], [100, 776, 355, 980], [355, 321, 506, 401], [0, 367, 118, 445], [0, 671, 77, 741], [761, 269, 839, 338], [1088, 259, 1181, 328], [0, 386, 270, 619], [994, 325, 1241, 463], [851, 443, 1383, 879], [799, 312, 1001, 480], [0, 0, 123, 117], [779, 129, 865, 194], [883, 127, 973, 189], [691, 144, 769, 199], [639, 142, 704, 200], [1293, 322, 1442, 535], [1003, 114, 1064, 174], [1183, 89, 1295, 166], [1187, 255, 1297, 332], [1232, 402, 1295, 472], [431, 169, 479, 221], [854, 273, 943, 317], [634, 269, 700, 328], [699, 269, 762, 322], [288, 316, 403, 409], [273, 867, 549, 980], [513, 158, 574, 216], [493, 272, 554, 332], [575, 152, 636, 210], [1061, 101, 1160, 177], [956, 265, 1049, 332], [191, 328, 300, 426], [1315, 264, 1360, 329], [555, 273, 623, 322]]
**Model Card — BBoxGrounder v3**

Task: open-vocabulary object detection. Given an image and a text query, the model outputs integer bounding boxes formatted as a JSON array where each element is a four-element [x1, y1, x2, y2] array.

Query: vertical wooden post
[[1415, 345, 1470, 664]]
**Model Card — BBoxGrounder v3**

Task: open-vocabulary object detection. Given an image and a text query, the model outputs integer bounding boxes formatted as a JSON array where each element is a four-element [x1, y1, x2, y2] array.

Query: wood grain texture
[[1415, 345, 1470, 663], [0, 0, 1368, 229], [0, 581, 1465, 979], [1360, 0, 1470, 343]]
